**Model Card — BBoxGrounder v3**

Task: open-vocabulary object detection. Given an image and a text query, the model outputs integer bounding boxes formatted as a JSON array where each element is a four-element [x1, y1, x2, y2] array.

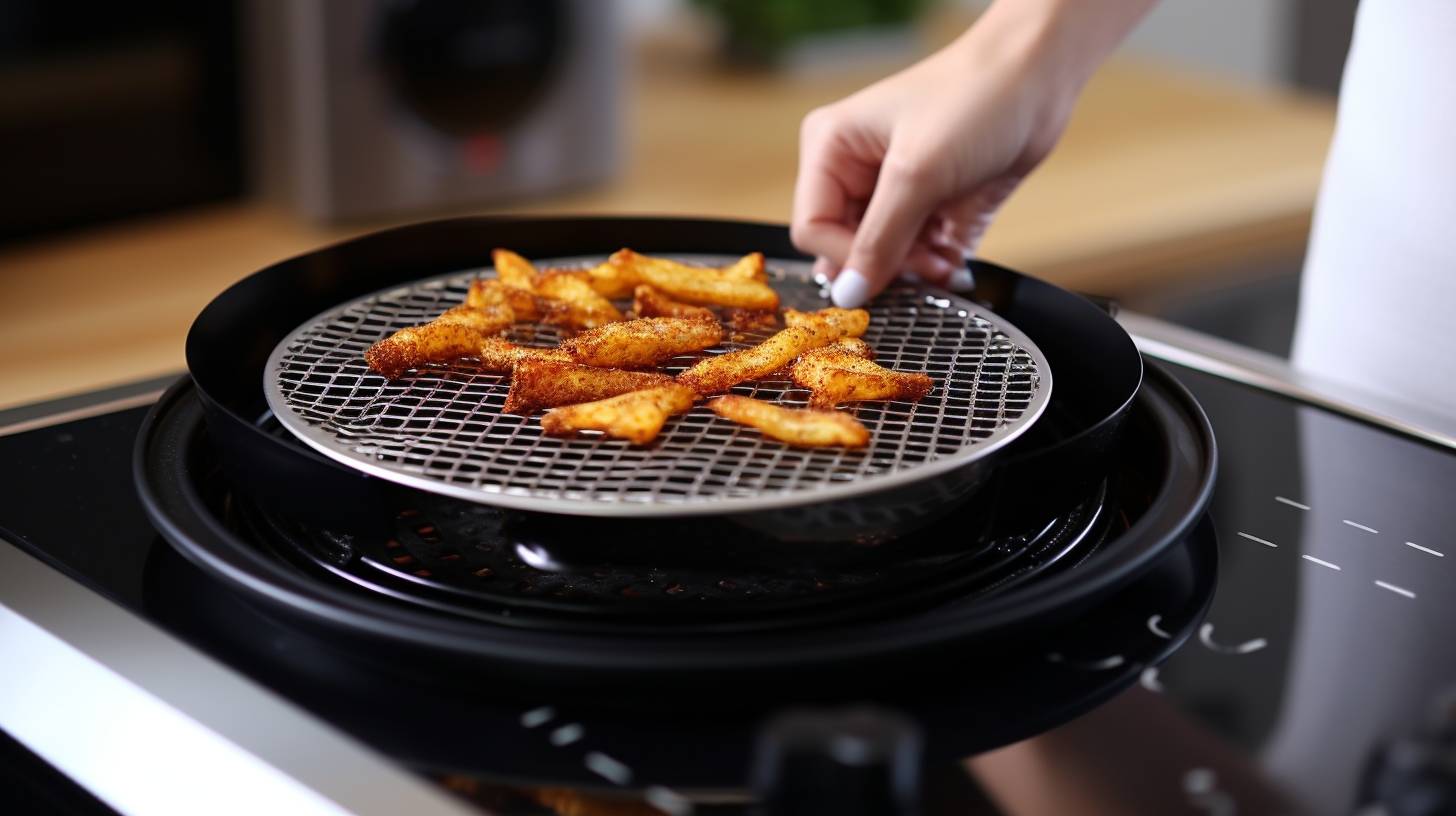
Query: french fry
[[708, 395, 869, 448], [632, 285, 715, 321], [791, 348, 933, 408], [365, 303, 514, 379], [612, 249, 779, 310], [563, 316, 723, 368], [468, 279, 545, 321], [830, 337, 874, 360], [492, 248, 539, 290], [723, 307, 779, 335], [477, 338, 572, 373], [536, 269, 624, 330], [720, 251, 767, 282], [503, 360, 675, 414], [676, 310, 865, 395], [586, 260, 640, 299], [540, 385, 698, 445], [784, 307, 870, 338]]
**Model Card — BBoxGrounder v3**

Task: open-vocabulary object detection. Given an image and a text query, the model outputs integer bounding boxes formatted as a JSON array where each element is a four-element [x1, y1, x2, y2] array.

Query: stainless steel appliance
[[251, 0, 623, 222]]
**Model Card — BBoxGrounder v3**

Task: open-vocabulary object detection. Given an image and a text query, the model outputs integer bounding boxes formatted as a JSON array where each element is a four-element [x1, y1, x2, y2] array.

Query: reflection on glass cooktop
[[1, 363, 1453, 816]]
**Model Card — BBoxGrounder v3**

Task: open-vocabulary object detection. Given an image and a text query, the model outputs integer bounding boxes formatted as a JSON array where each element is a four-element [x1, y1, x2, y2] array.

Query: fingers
[[833, 154, 943, 308]]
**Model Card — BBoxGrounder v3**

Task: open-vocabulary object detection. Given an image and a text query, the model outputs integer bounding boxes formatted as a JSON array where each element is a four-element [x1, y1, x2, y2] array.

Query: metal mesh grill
[[265, 255, 1050, 514]]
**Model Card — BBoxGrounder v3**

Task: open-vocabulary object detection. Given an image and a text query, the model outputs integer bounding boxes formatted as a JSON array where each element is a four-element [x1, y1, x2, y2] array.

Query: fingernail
[[831, 268, 870, 308], [948, 268, 975, 292], [899, 270, 923, 284]]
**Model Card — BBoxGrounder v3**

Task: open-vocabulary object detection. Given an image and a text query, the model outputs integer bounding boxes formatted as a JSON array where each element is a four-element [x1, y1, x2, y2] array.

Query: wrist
[[958, 0, 1153, 92]]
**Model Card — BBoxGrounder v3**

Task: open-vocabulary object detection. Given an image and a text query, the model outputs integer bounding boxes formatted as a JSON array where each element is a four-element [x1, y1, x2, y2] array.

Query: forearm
[[956, 0, 1158, 94]]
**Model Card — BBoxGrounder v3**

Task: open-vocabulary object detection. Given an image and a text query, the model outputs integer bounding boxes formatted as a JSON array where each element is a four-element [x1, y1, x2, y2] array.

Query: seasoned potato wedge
[[783, 307, 870, 338], [677, 310, 867, 395], [491, 248, 539, 290], [723, 307, 779, 335], [791, 348, 933, 408], [364, 303, 514, 379], [536, 269, 624, 330], [632, 285, 716, 321], [468, 279, 545, 321], [586, 260, 640, 300], [708, 395, 869, 448], [503, 360, 675, 414], [611, 249, 779, 310], [477, 338, 572, 373], [563, 316, 723, 368], [829, 337, 875, 360], [540, 385, 698, 445]]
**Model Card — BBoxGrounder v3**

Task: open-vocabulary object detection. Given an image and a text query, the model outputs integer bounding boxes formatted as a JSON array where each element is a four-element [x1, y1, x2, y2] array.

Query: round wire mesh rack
[[263, 254, 1052, 516]]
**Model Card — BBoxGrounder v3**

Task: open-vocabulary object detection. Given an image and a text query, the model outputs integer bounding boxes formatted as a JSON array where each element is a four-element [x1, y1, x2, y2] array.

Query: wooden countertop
[[0, 48, 1334, 411]]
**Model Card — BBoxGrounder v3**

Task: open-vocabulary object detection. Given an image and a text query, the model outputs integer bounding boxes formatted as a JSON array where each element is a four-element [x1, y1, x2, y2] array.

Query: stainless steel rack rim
[[263, 254, 1053, 517]]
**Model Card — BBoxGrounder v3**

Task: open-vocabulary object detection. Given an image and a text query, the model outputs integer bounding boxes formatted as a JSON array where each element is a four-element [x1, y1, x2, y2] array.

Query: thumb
[[831, 156, 941, 308]]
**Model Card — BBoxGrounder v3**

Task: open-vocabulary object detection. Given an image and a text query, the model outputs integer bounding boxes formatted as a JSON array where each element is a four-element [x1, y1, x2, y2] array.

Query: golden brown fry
[[612, 249, 779, 310], [676, 309, 866, 395], [503, 360, 675, 414], [468, 279, 545, 321], [540, 385, 698, 445], [365, 303, 514, 379], [708, 395, 869, 448], [477, 338, 572, 373], [791, 349, 933, 408], [720, 251, 767, 282], [723, 307, 779, 335], [830, 337, 875, 360], [563, 316, 723, 368], [536, 268, 624, 330], [586, 260, 640, 299], [491, 248, 539, 290], [784, 307, 870, 338], [632, 285, 715, 320]]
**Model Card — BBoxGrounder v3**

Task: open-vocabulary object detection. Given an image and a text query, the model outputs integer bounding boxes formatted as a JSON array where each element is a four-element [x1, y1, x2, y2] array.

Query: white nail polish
[[948, 268, 975, 292], [831, 268, 870, 308]]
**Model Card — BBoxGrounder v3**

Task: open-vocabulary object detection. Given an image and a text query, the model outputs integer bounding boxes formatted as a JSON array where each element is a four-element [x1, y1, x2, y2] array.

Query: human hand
[[792, 0, 1154, 307]]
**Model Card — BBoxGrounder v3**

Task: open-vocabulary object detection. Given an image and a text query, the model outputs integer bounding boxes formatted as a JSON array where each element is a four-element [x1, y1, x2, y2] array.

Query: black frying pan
[[182, 216, 1143, 557]]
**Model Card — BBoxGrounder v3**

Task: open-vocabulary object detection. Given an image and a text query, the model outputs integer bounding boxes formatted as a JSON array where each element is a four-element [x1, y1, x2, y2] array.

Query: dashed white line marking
[[1238, 532, 1277, 548], [645, 786, 695, 816], [1302, 554, 1342, 570], [1275, 496, 1311, 510], [1198, 623, 1268, 654], [1047, 652, 1126, 670], [1342, 519, 1379, 534], [1405, 541, 1445, 557], [550, 723, 584, 746], [1374, 580, 1416, 599], [584, 751, 633, 785], [520, 706, 556, 728], [1140, 666, 1164, 692], [1147, 614, 1173, 639]]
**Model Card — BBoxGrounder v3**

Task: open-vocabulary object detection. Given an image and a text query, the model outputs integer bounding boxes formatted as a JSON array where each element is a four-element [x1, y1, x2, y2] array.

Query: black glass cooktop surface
[[3, 362, 1454, 816]]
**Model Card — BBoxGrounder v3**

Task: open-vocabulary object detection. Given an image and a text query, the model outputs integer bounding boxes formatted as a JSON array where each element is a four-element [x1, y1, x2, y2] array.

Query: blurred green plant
[[692, 0, 937, 65]]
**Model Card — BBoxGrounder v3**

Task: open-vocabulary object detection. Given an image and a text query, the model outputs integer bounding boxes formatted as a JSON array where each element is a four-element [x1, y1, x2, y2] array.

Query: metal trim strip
[[0, 538, 481, 816], [1119, 311, 1456, 450]]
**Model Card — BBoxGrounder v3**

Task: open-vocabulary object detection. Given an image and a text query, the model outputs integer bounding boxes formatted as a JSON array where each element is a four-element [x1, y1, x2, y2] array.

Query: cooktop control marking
[[1275, 496, 1311, 510], [1237, 532, 1277, 548], [1405, 541, 1445, 557], [1374, 580, 1417, 599], [645, 786, 695, 816], [1301, 554, 1342, 570], [1046, 652, 1126, 670], [584, 752, 634, 785], [520, 706, 556, 728], [1198, 623, 1268, 654], [550, 723, 584, 746], [1147, 614, 1173, 639], [1342, 519, 1380, 534], [1139, 666, 1164, 692]]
